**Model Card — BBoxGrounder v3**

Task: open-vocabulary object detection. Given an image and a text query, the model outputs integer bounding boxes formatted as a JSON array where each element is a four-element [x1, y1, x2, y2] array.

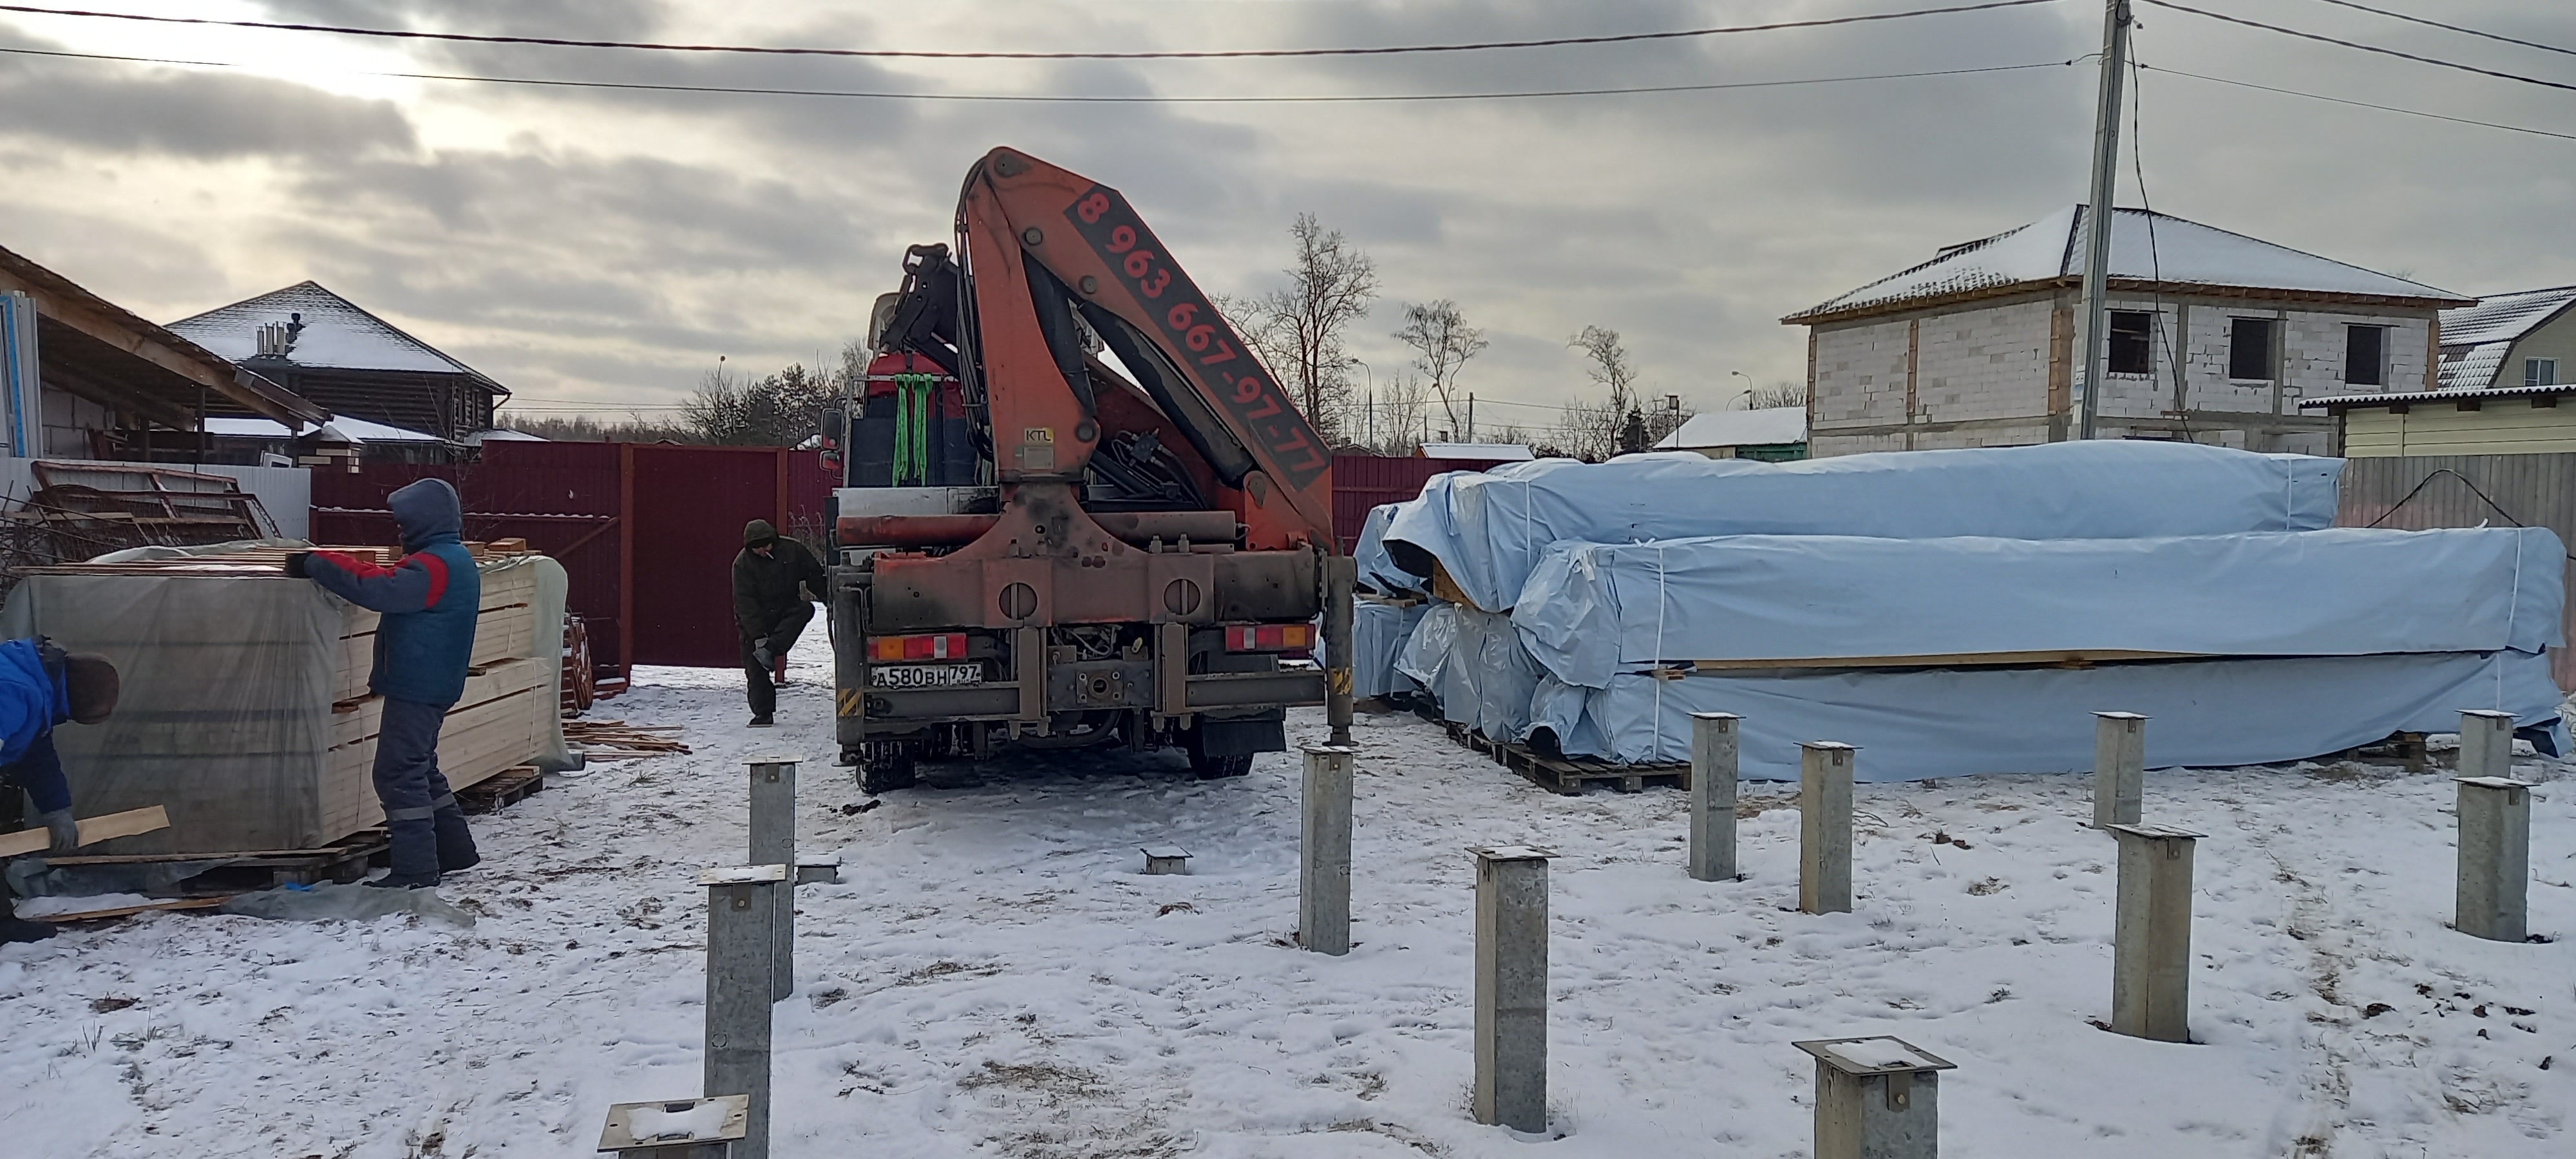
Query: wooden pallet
[[459, 766, 545, 814], [1440, 719, 1690, 795], [38, 830, 390, 896]]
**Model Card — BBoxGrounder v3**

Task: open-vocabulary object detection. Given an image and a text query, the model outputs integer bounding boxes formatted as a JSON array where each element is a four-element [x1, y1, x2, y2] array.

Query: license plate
[[869, 663, 982, 690]]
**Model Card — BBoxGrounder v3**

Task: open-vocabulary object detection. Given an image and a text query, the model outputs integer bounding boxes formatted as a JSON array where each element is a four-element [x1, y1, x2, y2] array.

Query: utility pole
[[2076, 0, 2132, 442]]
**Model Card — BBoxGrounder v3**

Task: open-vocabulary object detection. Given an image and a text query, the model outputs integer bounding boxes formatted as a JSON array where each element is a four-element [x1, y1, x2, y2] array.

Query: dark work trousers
[[742, 599, 815, 719], [375, 695, 476, 878]]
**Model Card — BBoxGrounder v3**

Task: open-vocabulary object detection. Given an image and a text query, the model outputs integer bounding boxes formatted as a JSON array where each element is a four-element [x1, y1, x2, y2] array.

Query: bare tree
[[1392, 299, 1488, 441], [1740, 380, 1808, 410], [1360, 368, 1434, 455], [1231, 214, 1378, 442], [1554, 325, 1643, 461]]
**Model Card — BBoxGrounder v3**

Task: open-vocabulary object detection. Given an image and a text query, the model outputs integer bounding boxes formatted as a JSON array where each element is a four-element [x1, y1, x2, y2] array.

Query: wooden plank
[[0, 806, 171, 858], [41, 897, 231, 923], [1691, 649, 2200, 672]]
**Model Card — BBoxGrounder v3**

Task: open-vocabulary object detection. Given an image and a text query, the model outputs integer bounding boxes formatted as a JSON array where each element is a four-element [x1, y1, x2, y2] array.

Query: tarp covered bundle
[[1531, 651, 2570, 777], [1385, 441, 2344, 613], [1516, 527, 2567, 689], [1351, 598, 1429, 701], [1376, 440, 2570, 780], [1352, 503, 1425, 596]]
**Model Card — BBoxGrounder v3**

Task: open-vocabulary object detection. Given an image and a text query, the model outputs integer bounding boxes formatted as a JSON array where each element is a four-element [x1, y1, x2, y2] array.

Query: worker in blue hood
[[287, 477, 482, 889], [1, 636, 120, 943]]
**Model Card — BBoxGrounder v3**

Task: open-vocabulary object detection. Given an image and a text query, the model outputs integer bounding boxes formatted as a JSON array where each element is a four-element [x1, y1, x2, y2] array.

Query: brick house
[[1783, 205, 2472, 457]]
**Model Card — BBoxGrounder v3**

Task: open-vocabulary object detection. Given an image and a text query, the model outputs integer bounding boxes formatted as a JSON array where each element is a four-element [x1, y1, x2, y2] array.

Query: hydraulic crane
[[826, 147, 1355, 792]]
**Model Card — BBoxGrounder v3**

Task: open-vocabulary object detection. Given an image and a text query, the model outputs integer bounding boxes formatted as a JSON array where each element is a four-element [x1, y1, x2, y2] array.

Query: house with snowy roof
[[2435, 285, 2576, 392], [167, 281, 509, 449], [1783, 205, 2472, 458]]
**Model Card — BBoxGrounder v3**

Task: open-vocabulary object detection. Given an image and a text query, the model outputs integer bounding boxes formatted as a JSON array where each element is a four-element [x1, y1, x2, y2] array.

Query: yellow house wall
[[2343, 397, 2576, 457]]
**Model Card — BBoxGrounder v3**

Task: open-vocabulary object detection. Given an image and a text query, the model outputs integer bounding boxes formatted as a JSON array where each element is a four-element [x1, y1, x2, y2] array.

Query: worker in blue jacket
[[288, 478, 482, 889], [1, 636, 120, 943]]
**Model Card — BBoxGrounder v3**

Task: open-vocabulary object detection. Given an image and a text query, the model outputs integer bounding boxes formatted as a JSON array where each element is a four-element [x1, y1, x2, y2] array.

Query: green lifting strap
[[892, 373, 936, 486]]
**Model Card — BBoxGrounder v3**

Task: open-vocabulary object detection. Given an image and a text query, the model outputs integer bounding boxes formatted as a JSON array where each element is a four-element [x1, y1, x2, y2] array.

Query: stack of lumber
[[564, 719, 690, 759], [10, 542, 558, 853]]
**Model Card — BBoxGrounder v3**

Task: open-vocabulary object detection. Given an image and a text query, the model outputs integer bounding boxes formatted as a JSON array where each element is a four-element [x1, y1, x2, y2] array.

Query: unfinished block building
[[1784, 205, 2472, 457]]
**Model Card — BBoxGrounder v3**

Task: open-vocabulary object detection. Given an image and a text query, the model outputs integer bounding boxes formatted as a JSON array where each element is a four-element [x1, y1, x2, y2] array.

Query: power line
[[0, 1, 2061, 61], [2139, 62, 2576, 142], [0, 44, 2075, 104], [2300, 0, 2576, 61], [2136, 0, 2576, 95]]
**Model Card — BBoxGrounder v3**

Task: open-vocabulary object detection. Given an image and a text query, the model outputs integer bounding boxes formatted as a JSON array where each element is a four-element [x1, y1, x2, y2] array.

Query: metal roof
[[1653, 406, 1807, 449], [1786, 205, 2469, 324], [2297, 381, 2576, 410], [169, 281, 504, 390], [0, 244, 328, 426], [2436, 285, 2576, 390]]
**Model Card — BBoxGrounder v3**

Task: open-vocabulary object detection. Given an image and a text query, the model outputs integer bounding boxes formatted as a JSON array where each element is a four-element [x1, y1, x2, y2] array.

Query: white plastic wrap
[[1529, 650, 2570, 777], [1515, 527, 2568, 689], [1385, 441, 2345, 612]]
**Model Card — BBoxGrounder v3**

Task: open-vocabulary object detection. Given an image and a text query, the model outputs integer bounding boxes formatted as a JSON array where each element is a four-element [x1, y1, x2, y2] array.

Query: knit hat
[[743, 519, 779, 547], [64, 653, 118, 725]]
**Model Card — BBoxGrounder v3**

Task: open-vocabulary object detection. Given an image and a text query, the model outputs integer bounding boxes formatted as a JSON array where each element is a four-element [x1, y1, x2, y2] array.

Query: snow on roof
[[201, 414, 450, 443], [167, 281, 502, 386], [466, 428, 547, 444], [1653, 407, 1807, 449], [2436, 285, 2576, 390], [1787, 206, 2467, 322], [1419, 442, 1535, 461]]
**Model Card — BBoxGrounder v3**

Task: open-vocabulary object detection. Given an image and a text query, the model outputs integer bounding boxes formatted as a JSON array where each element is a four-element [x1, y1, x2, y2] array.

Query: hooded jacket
[[307, 478, 482, 705], [732, 519, 826, 639], [0, 637, 73, 813]]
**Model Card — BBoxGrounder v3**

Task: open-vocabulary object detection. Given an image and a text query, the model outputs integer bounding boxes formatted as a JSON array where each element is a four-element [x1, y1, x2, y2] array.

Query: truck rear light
[[1224, 624, 1313, 652], [867, 632, 969, 661]]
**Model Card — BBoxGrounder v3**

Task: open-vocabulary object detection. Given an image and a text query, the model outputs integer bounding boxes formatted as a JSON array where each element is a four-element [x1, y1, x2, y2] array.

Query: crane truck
[[823, 147, 1355, 793]]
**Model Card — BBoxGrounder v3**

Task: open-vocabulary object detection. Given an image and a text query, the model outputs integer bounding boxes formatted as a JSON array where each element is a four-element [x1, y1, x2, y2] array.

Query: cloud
[[0, 29, 415, 160], [1, 0, 2568, 418]]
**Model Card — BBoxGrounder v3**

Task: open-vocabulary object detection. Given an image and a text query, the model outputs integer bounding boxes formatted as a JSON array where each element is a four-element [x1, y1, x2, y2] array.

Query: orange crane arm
[[956, 147, 1337, 551]]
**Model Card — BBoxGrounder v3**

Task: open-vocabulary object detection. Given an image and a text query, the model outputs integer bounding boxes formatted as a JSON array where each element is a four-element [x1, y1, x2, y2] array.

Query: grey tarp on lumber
[[1515, 527, 2569, 689], [1527, 650, 2570, 777], [1384, 441, 2344, 612], [1352, 598, 1428, 701]]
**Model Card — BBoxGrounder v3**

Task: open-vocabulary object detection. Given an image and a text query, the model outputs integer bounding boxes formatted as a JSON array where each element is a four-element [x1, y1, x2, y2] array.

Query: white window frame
[[2528, 357, 2559, 388]]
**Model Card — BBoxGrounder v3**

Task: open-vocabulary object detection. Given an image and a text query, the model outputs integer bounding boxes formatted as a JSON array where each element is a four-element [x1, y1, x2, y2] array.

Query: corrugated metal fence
[[1330, 454, 1512, 554], [2336, 452, 2576, 690], [313, 442, 832, 673]]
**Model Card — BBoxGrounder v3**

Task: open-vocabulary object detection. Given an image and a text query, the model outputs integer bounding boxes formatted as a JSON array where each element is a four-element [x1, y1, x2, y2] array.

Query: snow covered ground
[[5, 627, 2573, 1158]]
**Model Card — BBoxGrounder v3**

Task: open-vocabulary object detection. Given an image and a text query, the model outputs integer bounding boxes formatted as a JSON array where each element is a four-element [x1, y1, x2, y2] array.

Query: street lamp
[[1346, 357, 1375, 445], [1729, 370, 1754, 409]]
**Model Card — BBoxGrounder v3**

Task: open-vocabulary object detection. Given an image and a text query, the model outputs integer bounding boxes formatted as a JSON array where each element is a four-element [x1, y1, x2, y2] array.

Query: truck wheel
[[1189, 750, 1253, 780], [858, 746, 918, 795]]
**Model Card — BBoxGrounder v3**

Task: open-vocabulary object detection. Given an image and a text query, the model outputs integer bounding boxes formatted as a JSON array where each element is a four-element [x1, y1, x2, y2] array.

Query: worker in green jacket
[[732, 520, 826, 728]]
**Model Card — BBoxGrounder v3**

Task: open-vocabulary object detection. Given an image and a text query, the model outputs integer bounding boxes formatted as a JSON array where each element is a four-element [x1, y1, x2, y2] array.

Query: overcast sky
[[3, 1, 2570, 431]]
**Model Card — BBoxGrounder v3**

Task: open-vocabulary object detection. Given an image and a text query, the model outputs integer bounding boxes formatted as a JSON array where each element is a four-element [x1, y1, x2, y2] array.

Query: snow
[[1816, 1037, 1946, 1073], [623, 1098, 732, 1142], [10, 891, 157, 919], [1419, 442, 1535, 461], [3, 627, 2573, 1156], [1792, 207, 2468, 321], [201, 415, 448, 444], [167, 281, 489, 378], [1653, 407, 1806, 450]]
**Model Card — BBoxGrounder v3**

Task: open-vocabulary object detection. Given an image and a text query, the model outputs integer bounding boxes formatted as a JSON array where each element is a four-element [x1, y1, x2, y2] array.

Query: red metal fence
[[1329, 454, 1512, 554], [312, 442, 832, 674]]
